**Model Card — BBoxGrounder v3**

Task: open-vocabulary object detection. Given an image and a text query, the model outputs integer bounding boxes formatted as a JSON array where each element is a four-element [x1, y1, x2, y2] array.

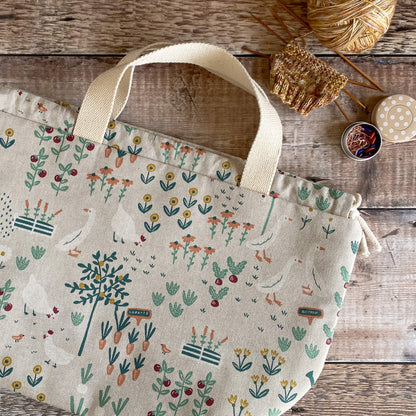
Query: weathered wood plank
[[328, 209, 416, 362], [1, 364, 415, 415], [0, 0, 414, 55], [1, 55, 414, 208]]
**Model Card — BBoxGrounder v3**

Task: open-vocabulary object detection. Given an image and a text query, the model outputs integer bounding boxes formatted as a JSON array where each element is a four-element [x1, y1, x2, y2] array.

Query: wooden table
[[0, 1, 415, 415]]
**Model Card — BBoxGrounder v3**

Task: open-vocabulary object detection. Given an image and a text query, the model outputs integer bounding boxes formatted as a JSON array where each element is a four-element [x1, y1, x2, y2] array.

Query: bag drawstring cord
[[349, 194, 382, 257]]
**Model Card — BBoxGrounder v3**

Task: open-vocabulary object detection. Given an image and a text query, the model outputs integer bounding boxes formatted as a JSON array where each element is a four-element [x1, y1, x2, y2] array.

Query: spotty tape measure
[[372, 94, 416, 143]]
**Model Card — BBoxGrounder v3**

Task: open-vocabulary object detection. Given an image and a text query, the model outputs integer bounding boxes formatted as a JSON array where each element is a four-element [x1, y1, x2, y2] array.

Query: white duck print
[[22, 274, 59, 317], [55, 208, 95, 257], [43, 330, 74, 367], [111, 203, 145, 245]]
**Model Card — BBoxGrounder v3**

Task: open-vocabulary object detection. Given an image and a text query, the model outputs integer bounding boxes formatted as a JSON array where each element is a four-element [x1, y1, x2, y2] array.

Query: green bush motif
[[16, 256, 30, 271], [182, 290, 197, 306], [166, 281, 180, 296], [329, 189, 344, 200], [315, 196, 331, 211], [71, 312, 85, 326], [305, 344, 320, 359], [335, 292, 343, 309], [341, 266, 350, 282], [152, 292, 165, 306], [169, 302, 183, 318], [323, 324, 334, 339], [278, 337, 292, 352], [31, 245, 46, 260], [297, 187, 311, 201], [292, 326, 307, 341]]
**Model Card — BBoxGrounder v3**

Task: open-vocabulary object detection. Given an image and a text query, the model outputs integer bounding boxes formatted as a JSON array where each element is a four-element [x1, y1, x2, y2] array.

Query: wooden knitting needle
[[250, 12, 288, 44], [348, 79, 379, 90], [334, 100, 351, 123], [337, 51, 385, 92], [275, 0, 385, 92], [341, 88, 368, 111], [270, 8, 295, 40], [241, 47, 270, 58]]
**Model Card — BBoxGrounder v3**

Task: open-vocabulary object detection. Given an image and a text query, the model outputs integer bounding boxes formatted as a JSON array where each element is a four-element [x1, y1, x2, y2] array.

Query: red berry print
[[86, 143, 95, 151], [45, 127, 53, 133], [215, 278, 222, 286], [229, 275, 238, 283], [154, 364, 161, 372], [66, 134, 74, 142], [326, 338, 332, 345], [184, 388, 193, 396], [147, 412, 154, 416], [344, 282, 348, 289], [38, 170, 47, 178], [4, 303, 12, 312], [197, 380, 205, 389], [54, 175, 62, 182], [0, 290, 4, 296], [206, 398, 214, 406], [53, 136, 61, 143], [30, 155, 38, 163], [211, 300, 219, 307], [163, 379, 171, 387], [71, 169, 78, 176], [170, 389, 179, 398]]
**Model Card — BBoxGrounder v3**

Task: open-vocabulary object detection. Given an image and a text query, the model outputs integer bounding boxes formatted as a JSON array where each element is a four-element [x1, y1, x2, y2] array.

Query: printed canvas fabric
[[0, 87, 362, 416]]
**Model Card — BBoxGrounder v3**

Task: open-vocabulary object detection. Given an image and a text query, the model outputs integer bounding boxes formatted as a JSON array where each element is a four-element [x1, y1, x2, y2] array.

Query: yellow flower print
[[98, 260, 105, 267], [143, 194, 152, 202], [99, 292, 105, 298], [244, 348, 251, 357], [109, 298, 115, 304], [234, 174, 241, 184], [150, 213, 160, 223], [251, 375, 259, 383], [245, 412, 252, 416], [132, 136, 141, 145], [240, 399, 249, 409], [33, 365, 42, 374], [281, 380, 288, 388], [165, 172, 175, 181], [95, 274, 101, 281], [234, 348, 242, 356], [203, 195, 212, 204], [107, 121, 116, 130], [260, 349, 269, 357], [183, 210, 191, 219], [222, 161, 231, 170], [79, 283, 85, 289], [146, 163, 156, 172], [2, 357, 12, 366], [36, 393, 46, 402], [271, 350, 279, 358], [278, 356, 286, 365], [290, 380, 297, 388], [261, 375, 269, 384], [227, 394, 237, 405], [118, 275, 124, 281], [5, 128, 14, 137], [169, 197, 178, 206], [12, 381, 21, 391], [188, 188, 198, 196]]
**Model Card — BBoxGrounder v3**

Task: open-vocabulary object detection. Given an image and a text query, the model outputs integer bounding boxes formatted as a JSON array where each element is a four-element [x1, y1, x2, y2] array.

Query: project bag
[[0, 43, 379, 416]]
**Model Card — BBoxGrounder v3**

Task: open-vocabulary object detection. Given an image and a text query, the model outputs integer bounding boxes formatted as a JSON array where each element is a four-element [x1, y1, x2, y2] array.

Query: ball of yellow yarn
[[307, 0, 397, 53]]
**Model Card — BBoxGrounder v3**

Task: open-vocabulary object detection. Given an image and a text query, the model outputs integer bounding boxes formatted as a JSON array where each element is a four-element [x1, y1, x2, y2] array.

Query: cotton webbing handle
[[72, 43, 283, 194]]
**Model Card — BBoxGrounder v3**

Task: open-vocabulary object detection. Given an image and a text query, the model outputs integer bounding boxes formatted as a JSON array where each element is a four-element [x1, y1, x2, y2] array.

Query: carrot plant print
[[65, 250, 132, 356]]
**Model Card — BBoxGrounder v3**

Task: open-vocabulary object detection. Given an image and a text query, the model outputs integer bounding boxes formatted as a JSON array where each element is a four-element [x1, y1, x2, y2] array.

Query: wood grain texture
[[0, 55, 414, 208], [1, 364, 416, 415], [0, 0, 414, 55]]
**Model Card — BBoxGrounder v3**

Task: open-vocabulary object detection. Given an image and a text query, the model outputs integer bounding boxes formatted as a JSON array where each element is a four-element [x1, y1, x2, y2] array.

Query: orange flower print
[[201, 246, 215, 270], [208, 216, 221, 226], [87, 173, 100, 182], [243, 222, 255, 231], [270, 190, 279, 199], [220, 210, 234, 219], [182, 235, 196, 244], [227, 221, 240, 229], [169, 241, 183, 250], [180, 145, 192, 154], [106, 177, 119, 186], [189, 245, 202, 254], [195, 148, 206, 156], [100, 166, 113, 176], [122, 179, 133, 187], [161, 141, 174, 151]]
